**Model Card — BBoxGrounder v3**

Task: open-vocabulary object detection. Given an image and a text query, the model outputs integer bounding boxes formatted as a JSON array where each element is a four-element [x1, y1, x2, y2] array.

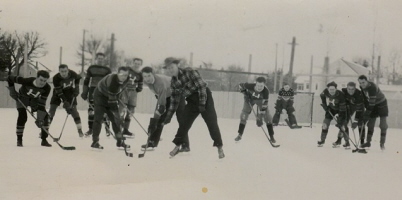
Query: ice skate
[[218, 146, 225, 159], [380, 143, 385, 151], [122, 129, 134, 138], [91, 141, 103, 149], [234, 135, 242, 141], [179, 145, 190, 152], [17, 139, 23, 147], [141, 141, 156, 150], [116, 140, 130, 149], [361, 142, 371, 149], [169, 145, 180, 157], [343, 142, 351, 150], [78, 129, 84, 138], [41, 139, 52, 147], [84, 129, 93, 137], [332, 138, 341, 148], [317, 140, 325, 147], [270, 135, 276, 143]]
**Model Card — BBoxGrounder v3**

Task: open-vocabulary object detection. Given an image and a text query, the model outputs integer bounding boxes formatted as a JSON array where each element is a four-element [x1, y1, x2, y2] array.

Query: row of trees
[[0, 31, 47, 76]]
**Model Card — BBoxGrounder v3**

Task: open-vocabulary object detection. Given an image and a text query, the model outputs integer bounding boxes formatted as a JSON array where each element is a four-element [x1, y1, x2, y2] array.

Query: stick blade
[[138, 153, 145, 158], [63, 146, 76, 150]]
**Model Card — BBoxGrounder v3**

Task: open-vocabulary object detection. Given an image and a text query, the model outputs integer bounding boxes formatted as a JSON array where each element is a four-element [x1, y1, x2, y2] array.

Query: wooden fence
[[0, 82, 401, 128]]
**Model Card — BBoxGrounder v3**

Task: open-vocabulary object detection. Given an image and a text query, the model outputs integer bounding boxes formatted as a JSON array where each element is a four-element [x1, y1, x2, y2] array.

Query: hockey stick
[[54, 97, 76, 142], [16, 98, 76, 150], [118, 100, 148, 135], [92, 100, 133, 157], [321, 104, 366, 154], [247, 101, 280, 148], [107, 127, 133, 157], [118, 100, 151, 158]]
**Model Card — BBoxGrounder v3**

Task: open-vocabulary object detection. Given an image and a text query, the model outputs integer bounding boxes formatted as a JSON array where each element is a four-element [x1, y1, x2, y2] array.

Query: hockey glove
[[163, 117, 171, 125], [63, 102, 72, 114], [81, 93, 88, 101], [155, 105, 166, 116], [198, 104, 206, 113], [35, 110, 47, 128], [237, 83, 247, 93], [73, 89, 80, 97], [108, 100, 119, 111], [256, 117, 263, 127], [321, 104, 328, 112], [136, 87, 142, 93]]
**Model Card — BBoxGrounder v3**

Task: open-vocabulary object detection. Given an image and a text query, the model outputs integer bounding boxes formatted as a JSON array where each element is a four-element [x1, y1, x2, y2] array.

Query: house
[[295, 58, 370, 93]]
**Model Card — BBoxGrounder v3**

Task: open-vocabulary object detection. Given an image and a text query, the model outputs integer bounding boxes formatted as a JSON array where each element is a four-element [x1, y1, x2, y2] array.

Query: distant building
[[295, 58, 370, 93]]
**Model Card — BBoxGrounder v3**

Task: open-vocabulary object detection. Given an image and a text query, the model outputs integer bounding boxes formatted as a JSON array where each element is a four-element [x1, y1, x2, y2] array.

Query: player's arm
[[53, 76, 68, 102]]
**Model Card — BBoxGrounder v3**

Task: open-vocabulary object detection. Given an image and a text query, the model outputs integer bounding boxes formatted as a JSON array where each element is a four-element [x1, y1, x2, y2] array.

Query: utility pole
[[279, 44, 285, 90], [59, 46, 63, 65], [189, 52, 193, 67], [323, 56, 330, 85], [377, 55, 381, 84], [288, 37, 298, 85], [81, 30, 86, 77], [109, 33, 116, 72], [273, 43, 278, 93], [371, 43, 375, 81], [309, 55, 313, 93], [248, 54, 252, 81]]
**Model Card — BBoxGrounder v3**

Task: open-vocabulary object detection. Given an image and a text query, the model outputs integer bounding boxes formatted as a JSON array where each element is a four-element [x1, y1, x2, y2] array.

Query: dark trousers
[[149, 96, 189, 147], [92, 89, 122, 142], [172, 88, 223, 147]]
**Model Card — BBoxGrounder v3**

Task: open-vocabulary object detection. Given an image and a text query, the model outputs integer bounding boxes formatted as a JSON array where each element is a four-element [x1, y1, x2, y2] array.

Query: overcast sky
[[2, 0, 402, 74]]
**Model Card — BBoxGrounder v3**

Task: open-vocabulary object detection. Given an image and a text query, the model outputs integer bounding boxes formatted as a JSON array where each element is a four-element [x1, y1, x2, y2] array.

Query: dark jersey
[[278, 88, 294, 101], [320, 89, 346, 112], [83, 65, 111, 88], [341, 88, 364, 120], [52, 70, 81, 102], [360, 81, 386, 112], [126, 68, 143, 91], [97, 74, 129, 102], [8, 76, 51, 111], [242, 83, 269, 107]]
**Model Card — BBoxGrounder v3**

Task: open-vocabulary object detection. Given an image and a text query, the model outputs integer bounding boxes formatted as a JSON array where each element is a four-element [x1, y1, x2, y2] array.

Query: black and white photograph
[[1, 0, 402, 199]]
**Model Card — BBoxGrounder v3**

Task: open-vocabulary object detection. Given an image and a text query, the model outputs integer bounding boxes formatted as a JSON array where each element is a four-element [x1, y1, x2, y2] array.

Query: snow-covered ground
[[1, 108, 401, 200]]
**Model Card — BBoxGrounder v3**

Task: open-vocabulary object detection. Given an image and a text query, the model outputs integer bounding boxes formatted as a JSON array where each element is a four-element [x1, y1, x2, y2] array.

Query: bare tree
[[76, 35, 103, 67], [352, 56, 370, 68], [0, 31, 47, 74], [388, 49, 401, 83]]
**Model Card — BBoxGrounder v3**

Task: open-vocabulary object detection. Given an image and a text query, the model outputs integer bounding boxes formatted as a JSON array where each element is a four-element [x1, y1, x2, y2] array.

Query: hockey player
[[90, 66, 130, 149], [140, 66, 188, 151], [119, 58, 143, 137], [358, 75, 388, 150], [332, 82, 365, 148], [48, 64, 83, 137], [5, 70, 52, 147], [81, 52, 112, 137], [162, 57, 225, 159], [234, 77, 277, 143], [272, 83, 300, 128], [318, 81, 347, 147]]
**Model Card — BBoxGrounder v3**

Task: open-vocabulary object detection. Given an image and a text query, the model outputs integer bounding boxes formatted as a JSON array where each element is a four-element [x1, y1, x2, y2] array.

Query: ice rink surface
[[1, 108, 401, 200]]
